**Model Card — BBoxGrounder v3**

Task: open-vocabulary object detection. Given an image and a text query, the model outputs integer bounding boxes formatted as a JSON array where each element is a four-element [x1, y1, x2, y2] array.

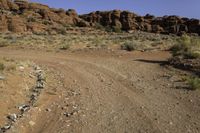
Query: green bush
[[95, 23, 105, 30], [121, 42, 137, 51], [171, 35, 200, 59], [112, 26, 122, 33], [27, 17, 37, 22], [0, 62, 5, 71], [188, 77, 200, 90], [105, 26, 113, 32], [60, 43, 70, 50]]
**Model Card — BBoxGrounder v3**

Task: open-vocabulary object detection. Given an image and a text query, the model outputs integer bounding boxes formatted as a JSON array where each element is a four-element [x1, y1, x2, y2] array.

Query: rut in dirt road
[[0, 49, 199, 133]]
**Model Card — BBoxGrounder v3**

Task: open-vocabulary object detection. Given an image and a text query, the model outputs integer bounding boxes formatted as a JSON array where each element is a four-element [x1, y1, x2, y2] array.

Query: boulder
[[66, 9, 78, 17], [0, 0, 19, 10], [28, 2, 49, 11], [0, 14, 8, 32], [27, 22, 46, 33], [14, 0, 29, 10], [7, 15, 27, 32]]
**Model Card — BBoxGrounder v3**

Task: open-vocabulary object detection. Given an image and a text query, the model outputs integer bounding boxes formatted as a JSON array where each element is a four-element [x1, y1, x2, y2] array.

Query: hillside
[[0, 0, 199, 35]]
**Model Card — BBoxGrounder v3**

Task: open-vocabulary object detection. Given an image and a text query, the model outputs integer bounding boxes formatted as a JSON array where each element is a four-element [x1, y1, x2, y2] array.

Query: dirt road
[[0, 49, 200, 133]]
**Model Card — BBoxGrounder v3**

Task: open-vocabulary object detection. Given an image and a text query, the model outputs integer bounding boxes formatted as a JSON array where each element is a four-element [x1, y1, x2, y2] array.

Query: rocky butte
[[0, 0, 199, 35]]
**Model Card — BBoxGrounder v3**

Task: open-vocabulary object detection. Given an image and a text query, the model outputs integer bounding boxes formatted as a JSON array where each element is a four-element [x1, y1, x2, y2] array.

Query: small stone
[[36, 81, 45, 89], [169, 121, 173, 125], [18, 105, 30, 112], [64, 113, 71, 117], [0, 76, 5, 80], [46, 108, 51, 112], [7, 114, 17, 122], [29, 121, 35, 126], [35, 66, 41, 71], [19, 66, 25, 71], [2, 124, 11, 130], [37, 73, 45, 81]]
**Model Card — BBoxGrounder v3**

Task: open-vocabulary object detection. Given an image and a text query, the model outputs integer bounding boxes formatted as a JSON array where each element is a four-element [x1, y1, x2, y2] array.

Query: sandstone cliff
[[80, 10, 200, 35], [0, 0, 199, 35]]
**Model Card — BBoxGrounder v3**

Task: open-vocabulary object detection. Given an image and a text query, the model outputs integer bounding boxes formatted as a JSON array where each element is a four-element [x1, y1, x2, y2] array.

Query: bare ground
[[0, 48, 200, 133]]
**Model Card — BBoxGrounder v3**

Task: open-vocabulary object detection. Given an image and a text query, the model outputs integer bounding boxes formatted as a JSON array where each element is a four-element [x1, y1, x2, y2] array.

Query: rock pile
[[0, 65, 46, 133], [31, 66, 45, 104]]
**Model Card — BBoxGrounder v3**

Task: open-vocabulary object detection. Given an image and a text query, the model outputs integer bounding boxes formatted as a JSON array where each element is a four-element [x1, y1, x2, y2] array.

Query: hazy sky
[[31, 0, 200, 19]]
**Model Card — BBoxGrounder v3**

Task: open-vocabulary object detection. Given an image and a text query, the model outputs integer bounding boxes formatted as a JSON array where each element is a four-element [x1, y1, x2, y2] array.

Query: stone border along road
[[0, 65, 45, 133]]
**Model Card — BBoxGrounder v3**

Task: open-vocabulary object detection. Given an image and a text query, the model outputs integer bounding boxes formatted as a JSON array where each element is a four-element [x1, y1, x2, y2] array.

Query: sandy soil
[[0, 48, 199, 133]]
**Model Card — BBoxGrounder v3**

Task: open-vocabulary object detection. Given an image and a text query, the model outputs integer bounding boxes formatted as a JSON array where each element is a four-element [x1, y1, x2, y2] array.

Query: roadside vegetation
[[171, 35, 200, 59], [0, 31, 174, 52], [170, 35, 200, 90], [187, 77, 200, 90], [0, 58, 17, 72], [121, 42, 137, 51]]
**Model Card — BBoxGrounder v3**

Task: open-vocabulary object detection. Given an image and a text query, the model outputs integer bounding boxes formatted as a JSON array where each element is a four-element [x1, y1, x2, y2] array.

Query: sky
[[31, 0, 200, 19]]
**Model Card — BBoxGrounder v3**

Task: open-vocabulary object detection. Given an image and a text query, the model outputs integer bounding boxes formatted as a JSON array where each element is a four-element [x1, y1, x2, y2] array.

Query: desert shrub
[[112, 26, 122, 33], [0, 37, 9, 47], [105, 26, 113, 32], [121, 42, 137, 51], [56, 27, 67, 35], [60, 43, 70, 50], [187, 77, 200, 90], [95, 23, 105, 30], [6, 64, 16, 71], [171, 35, 200, 59], [0, 62, 5, 71], [43, 20, 51, 25], [27, 17, 37, 22], [4, 35, 17, 43], [0, 41, 8, 47]]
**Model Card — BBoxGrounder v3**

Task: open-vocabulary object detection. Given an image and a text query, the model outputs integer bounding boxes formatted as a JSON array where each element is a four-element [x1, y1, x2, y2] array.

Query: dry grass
[[187, 77, 200, 90], [0, 31, 174, 51], [171, 35, 200, 59]]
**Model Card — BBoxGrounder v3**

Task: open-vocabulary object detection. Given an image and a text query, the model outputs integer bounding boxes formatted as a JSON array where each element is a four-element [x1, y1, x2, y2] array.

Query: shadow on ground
[[134, 59, 168, 65]]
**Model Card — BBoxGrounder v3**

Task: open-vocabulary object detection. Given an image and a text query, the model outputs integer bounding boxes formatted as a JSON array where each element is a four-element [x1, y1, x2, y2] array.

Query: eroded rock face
[[0, 0, 89, 33], [0, 0, 199, 35], [7, 15, 27, 32], [81, 10, 200, 35], [0, 14, 8, 32]]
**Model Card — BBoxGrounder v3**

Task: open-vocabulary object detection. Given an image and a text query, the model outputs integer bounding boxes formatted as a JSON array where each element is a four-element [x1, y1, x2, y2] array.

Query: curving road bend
[[0, 49, 199, 133]]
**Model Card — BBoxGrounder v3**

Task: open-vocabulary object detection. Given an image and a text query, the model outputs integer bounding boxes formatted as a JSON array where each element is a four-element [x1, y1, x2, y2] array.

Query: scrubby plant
[[59, 43, 70, 50], [27, 17, 37, 22], [6, 64, 16, 71], [43, 20, 52, 25], [121, 42, 137, 51], [95, 23, 105, 30], [171, 35, 200, 59], [112, 26, 122, 33], [105, 26, 113, 32], [0, 62, 5, 71], [187, 77, 200, 90]]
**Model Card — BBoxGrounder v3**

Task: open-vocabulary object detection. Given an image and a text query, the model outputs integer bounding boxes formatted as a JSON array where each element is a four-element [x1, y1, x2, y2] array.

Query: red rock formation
[[0, 0, 199, 35], [81, 10, 200, 35]]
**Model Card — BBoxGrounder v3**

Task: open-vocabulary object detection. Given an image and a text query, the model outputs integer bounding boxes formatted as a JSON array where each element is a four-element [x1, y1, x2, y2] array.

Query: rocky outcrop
[[7, 15, 27, 32], [0, 0, 89, 34], [0, 14, 8, 31], [0, 0, 199, 35], [0, 0, 19, 10], [81, 10, 200, 35]]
